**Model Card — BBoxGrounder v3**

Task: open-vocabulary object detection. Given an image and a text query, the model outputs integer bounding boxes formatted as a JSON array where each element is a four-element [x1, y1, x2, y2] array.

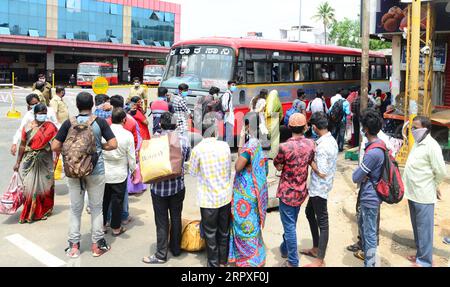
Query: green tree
[[329, 18, 392, 50], [312, 1, 336, 45], [329, 18, 361, 48]]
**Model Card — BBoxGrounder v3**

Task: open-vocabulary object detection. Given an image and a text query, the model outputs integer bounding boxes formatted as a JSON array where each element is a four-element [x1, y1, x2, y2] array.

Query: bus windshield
[[161, 45, 234, 91], [144, 66, 165, 76], [78, 64, 101, 75]]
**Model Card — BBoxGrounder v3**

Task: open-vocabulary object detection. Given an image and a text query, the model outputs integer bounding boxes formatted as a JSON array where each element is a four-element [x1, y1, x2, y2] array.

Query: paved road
[[0, 87, 448, 267]]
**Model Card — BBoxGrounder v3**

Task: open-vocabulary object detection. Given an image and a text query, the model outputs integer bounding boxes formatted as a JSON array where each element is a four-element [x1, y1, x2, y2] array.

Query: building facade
[[0, 0, 181, 83]]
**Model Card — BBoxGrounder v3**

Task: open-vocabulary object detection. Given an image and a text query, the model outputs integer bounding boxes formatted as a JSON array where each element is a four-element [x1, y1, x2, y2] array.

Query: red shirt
[[274, 136, 316, 207], [107, 114, 139, 148]]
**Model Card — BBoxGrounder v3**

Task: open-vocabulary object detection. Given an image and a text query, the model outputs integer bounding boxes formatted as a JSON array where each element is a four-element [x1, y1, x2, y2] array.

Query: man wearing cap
[[274, 113, 316, 267]]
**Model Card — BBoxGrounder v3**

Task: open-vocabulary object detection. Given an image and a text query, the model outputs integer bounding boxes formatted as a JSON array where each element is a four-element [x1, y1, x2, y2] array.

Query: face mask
[[39, 78, 45, 83], [36, 114, 47, 122], [230, 86, 237, 93], [181, 91, 189, 97], [412, 128, 428, 143], [29, 104, 37, 111], [134, 83, 140, 87]]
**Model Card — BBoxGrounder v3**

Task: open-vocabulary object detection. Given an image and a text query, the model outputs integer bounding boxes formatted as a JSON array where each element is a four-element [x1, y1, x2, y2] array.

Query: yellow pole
[[52, 73, 55, 88], [408, 0, 422, 153], [6, 72, 21, 119]]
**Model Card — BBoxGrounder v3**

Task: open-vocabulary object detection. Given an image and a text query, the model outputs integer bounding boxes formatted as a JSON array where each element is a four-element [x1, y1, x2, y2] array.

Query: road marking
[[5, 234, 66, 267]]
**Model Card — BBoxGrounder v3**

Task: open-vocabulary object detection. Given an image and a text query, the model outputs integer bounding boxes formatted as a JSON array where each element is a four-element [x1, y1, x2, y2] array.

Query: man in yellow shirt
[[403, 116, 447, 267], [127, 77, 148, 113], [49, 86, 69, 127], [32, 74, 52, 105]]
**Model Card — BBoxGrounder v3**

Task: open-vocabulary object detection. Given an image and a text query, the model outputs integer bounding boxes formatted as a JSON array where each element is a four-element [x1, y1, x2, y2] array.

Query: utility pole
[[299, 0, 302, 42], [360, 0, 370, 113]]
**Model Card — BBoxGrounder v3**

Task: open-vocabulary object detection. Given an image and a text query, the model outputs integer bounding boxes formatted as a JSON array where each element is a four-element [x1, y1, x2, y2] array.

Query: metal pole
[[360, 0, 370, 113], [299, 0, 302, 42]]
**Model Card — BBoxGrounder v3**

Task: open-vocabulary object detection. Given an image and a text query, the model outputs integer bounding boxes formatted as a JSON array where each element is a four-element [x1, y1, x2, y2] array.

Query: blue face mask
[[230, 86, 237, 93], [36, 114, 47, 122], [29, 104, 37, 111], [311, 127, 318, 139], [181, 91, 189, 97]]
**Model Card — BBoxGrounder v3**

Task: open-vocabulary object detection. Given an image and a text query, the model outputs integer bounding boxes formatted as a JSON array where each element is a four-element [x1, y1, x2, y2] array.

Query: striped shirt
[[150, 131, 191, 197], [172, 95, 189, 134], [189, 137, 232, 208]]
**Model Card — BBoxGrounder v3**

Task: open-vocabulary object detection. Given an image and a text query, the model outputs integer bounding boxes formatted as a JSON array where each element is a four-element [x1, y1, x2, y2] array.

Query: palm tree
[[312, 1, 336, 45]]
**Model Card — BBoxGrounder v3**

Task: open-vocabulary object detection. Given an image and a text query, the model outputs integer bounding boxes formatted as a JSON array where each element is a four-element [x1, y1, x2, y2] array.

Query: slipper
[[122, 216, 133, 225], [406, 255, 416, 263], [346, 243, 361, 253], [142, 255, 167, 264], [299, 250, 317, 258], [112, 227, 126, 237]]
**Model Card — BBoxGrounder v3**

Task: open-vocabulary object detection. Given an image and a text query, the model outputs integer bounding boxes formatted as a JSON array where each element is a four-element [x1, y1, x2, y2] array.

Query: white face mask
[[134, 82, 140, 87], [412, 128, 428, 143]]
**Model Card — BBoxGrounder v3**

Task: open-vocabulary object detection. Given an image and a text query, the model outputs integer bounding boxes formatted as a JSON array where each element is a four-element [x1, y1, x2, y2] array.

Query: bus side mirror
[[239, 90, 246, 105]]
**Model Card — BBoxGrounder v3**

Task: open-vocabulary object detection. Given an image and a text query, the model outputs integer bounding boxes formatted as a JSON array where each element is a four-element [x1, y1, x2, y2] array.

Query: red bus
[[160, 37, 390, 136], [143, 65, 165, 85], [77, 62, 119, 87]]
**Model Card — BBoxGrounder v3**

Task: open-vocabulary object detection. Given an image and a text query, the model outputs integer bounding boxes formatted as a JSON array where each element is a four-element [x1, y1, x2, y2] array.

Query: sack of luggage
[[140, 132, 182, 184], [180, 219, 206, 252]]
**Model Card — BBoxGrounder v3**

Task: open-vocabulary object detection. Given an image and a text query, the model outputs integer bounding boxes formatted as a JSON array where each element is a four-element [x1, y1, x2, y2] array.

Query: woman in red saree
[[129, 96, 151, 140], [13, 103, 58, 223]]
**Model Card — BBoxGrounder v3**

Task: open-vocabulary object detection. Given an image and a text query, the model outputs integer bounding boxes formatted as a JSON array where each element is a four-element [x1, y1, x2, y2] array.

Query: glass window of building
[[0, 0, 47, 37], [28, 29, 39, 37], [58, 0, 123, 43], [131, 7, 175, 46], [0, 27, 11, 35]]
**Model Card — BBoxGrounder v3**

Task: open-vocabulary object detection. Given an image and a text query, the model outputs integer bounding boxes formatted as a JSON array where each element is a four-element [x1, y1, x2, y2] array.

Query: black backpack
[[329, 99, 345, 123]]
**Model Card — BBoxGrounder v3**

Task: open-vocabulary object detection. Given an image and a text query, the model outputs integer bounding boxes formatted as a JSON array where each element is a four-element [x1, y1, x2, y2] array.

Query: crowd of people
[[7, 75, 448, 267]]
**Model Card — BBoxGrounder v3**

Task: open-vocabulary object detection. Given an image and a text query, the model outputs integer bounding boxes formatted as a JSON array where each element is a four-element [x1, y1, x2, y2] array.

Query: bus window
[[344, 63, 356, 80], [332, 64, 344, 80], [272, 62, 293, 83], [254, 62, 271, 83], [314, 64, 329, 81], [294, 63, 311, 82], [247, 61, 271, 83], [246, 49, 267, 60]]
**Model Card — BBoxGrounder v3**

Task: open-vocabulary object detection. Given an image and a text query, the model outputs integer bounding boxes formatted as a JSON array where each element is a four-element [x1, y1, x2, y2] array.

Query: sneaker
[[86, 207, 91, 214], [91, 239, 110, 257], [65, 242, 81, 258]]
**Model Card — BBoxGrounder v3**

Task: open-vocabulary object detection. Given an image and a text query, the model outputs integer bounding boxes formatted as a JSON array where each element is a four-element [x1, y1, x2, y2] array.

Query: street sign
[[92, 77, 109, 95]]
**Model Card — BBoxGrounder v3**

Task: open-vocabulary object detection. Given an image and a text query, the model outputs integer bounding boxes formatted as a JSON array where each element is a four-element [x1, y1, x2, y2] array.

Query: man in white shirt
[[330, 89, 344, 107], [307, 92, 328, 114], [102, 108, 136, 237], [221, 80, 237, 147], [10, 93, 58, 156]]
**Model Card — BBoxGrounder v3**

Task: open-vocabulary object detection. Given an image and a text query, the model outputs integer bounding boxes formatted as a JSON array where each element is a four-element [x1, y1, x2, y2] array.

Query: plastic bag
[[0, 172, 25, 215]]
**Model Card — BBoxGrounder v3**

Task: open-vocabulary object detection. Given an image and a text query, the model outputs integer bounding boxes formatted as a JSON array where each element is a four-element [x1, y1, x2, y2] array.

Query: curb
[[342, 194, 450, 259]]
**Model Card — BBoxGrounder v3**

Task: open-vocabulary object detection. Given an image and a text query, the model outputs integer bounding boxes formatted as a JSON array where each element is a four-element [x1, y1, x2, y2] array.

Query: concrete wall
[[46, 0, 58, 39], [123, 6, 132, 45]]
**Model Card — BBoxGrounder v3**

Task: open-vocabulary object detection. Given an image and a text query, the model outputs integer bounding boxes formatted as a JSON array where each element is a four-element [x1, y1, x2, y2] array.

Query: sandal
[[112, 227, 126, 237], [122, 216, 133, 226], [346, 243, 361, 252], [142, 255, 167, 264], [299, 249, 318, 258]]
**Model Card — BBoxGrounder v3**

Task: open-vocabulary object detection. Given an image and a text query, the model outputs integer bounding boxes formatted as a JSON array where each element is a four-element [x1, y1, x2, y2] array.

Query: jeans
[[200, 203, 231, 267], [408, 200, 434, 267], [102, 180, 127, 229], [332, 121, 346, 151], [67, 175, 105, 244], [358, 205, 379, 267], [279, 200, 301, 267], [151, 189, 185, 260], [305, 196, 329, 260], [356, 190, 380, 248], [223, 122, 234, 148]]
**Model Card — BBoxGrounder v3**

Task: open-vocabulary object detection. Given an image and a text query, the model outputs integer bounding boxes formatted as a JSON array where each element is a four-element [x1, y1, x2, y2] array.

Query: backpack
[[283, 101, 302, 126], [365, 142, 404, 204], [62, 115, 99, 178], [329, 99, 345, 123]]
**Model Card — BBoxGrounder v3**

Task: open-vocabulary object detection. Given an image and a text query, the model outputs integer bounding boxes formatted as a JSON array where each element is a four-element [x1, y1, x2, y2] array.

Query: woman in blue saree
[[228, 114, 269, 267]]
